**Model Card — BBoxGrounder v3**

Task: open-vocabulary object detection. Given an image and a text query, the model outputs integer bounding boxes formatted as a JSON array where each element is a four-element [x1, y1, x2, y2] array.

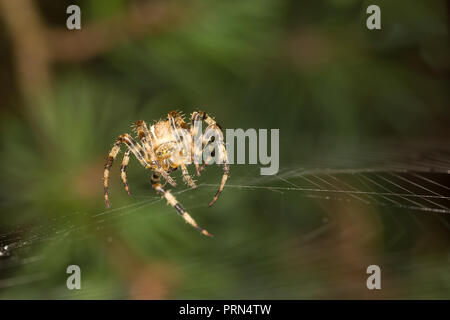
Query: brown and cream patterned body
[[103, 111, 229, 236]]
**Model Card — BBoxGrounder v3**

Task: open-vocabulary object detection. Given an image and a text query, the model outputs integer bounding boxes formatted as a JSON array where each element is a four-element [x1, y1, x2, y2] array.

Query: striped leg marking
[[151, 173, 212, 237], [122, 133, 151, 167], [120, 149, 131, 195], [197, 142, 216, 174], [180, 164, 197, 188], [190, 111, 206, 175], [208, 142, 229, 207], [168, 111, 189, 142], [104, 134, 151, 208], [191, 111, 229, 207], [104, 136, 123, 208]]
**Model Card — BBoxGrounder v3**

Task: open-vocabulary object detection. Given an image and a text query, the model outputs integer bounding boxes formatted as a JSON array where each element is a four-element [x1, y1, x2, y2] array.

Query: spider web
[[0, 140, 449, 297]]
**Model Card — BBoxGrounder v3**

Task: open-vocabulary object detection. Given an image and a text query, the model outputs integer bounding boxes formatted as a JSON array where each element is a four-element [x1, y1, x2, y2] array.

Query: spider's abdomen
[[150, 122, 172, 142]]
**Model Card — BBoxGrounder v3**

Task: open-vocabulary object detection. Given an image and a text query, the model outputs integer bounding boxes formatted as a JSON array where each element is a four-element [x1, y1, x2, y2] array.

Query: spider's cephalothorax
[[103, 111, 229, 236]]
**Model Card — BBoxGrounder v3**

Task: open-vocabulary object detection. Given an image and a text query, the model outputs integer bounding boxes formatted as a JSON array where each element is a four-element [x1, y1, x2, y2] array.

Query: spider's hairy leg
[[168, 111, 189, 131], [197, 143, 216, 174], [190, 111, 205, 175], [104, 133, 153, 208], [168, 110, 192, 161], [180, 164, 197, 188], [122, 133, 149, 166], [151, 173, 212, 237], [207, 135, 229, 207], [134, 120, 177, 187], [134, 120, 157, 159], [193, 111, 230, 207], [120, 149, 131, 195], [196, 126, 220, 175], [104, 136, 124, 208]]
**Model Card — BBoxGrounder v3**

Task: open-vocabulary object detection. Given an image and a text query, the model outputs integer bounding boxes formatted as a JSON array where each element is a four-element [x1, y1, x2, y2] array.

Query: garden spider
[[103, 111, 229, 236]]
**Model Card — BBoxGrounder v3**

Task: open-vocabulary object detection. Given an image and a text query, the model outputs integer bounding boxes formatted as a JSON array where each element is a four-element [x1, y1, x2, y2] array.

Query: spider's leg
[[180, 164, 197, 188], [120, 149, 131, 195], [134, 120, 158, 159], [190, 111, 205, 175], [193, 111, 229, 206], [151, 173, 212, 237], [194, 145, 203, 176], [134, 120, 177, 187], [168, 111, 192, 163], [197, 142, 216, 174], [104, 136, 123, 208], [196, 125, 221, 175], [121, 133, 149, 166], [168, 111, 189, 141], [207, 133, 229, 207], [104, 133, 155, 207], [168, 111, 188, 126]]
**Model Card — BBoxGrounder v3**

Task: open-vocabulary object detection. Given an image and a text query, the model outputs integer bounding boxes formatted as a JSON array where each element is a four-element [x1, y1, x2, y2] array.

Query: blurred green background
[[0, 0, 449, 299]]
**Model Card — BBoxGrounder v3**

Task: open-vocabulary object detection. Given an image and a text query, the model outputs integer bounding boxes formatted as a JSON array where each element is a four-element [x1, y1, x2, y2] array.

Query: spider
[[103, 111, 229, 236]]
